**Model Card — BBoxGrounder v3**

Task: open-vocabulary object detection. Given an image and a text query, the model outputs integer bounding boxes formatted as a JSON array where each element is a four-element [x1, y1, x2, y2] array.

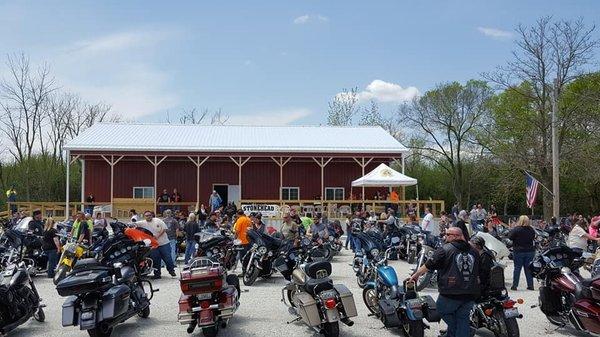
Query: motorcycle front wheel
[[87, 325, 113, 337], [362, 288, 378, 314], [138, 305, 150, 318], [322, 321, 339, 337], [408, 251, 416, 264], [202, 325, 218, 337], [402, 320, 424, 337], [493, 311, 520, 337], [243, 264, 259, 286], [33, 307, 45, 322], [357, 273, 367, 288]]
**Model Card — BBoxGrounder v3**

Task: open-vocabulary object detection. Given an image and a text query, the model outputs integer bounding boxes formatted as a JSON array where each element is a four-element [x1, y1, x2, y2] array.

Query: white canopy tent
[[351, 163, 419, 199]]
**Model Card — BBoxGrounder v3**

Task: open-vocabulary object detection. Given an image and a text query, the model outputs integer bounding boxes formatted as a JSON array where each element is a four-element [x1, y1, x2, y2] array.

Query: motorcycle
[[530, 245, 600, 334], [57, 227, 159, 337], [177, 257, 240, 337], [470, 249, 523, 337], [53, 238, 90, 285], [398, 224, 423, 263], [0, 260, 45, 335], [282, 260, 357, 337], [414, 233, 442, 291], [274, 237, 326, 281], [362, 247, 438, 337], [195, 229, 242, 271], [241, 229, 284, 286], [353, 230, 386, 288]]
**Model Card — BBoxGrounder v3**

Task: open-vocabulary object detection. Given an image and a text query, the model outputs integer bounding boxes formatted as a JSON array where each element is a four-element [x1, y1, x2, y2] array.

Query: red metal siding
[[84, 160, 110, 202], [283, 160, 321, 200], [157, 160, 196, 201], [242, 160, 279, 199], [113, 160, 153, 198], [198, 160, 238, 202]]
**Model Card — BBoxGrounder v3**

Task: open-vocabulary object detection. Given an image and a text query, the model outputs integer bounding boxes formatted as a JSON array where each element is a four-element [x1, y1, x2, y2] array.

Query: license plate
[[319, 290, 337, 299], [196, 293, 212, 300], [504, 307, 519, 318]]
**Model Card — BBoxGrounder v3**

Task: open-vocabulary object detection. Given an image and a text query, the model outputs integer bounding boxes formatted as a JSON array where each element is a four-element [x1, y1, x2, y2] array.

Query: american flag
[[525, 173, 539, 208]]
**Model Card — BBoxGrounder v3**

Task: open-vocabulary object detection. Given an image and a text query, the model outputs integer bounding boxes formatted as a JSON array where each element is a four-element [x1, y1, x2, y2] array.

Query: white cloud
[[477, 27, 513, 40], [293, 14, 329, 24], [227, 108, 312, 126], [343, 80, 419, 103], [67, 29, 175, 54]]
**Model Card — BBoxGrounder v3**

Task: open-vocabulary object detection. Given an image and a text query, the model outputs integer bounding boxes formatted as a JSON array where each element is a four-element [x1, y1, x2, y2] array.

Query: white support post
[[312, 157, 333, 200], [65, 150, 71, 220], [188, 156, 210, 209], [230, 156, 250, 200], [102, 155, 124, 217], [271, 157, 292, 200], [145, 156, 167, 214], [80, 159, 85, 212], [353, 157, 373, 200]]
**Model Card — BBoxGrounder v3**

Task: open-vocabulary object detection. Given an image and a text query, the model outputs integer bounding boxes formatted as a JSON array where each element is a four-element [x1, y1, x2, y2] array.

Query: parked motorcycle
[[177, 257, 240, 337], [0, 260, 45, 335], [414, 233, 442, 291], [274, 237, 326, 281], [195, 229, 242, 271], [530, 245, 600, 334], [362, 247, 438, 337], [398, 224, 423, 263], [53, 238, 90, 285], [241, 229, 284, 286], [57, 227, 159, 337], [353, 231, 386, 288], [282, 260, 357, 337]]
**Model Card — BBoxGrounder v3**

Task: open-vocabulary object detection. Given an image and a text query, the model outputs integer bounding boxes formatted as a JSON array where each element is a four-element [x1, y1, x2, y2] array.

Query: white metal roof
[[64, 123, 409, 154]]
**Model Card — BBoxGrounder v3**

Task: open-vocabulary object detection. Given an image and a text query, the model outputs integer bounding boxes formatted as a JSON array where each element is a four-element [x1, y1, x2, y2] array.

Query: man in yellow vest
[[71, 211, 93, 244], [6, 186, 17, 214]]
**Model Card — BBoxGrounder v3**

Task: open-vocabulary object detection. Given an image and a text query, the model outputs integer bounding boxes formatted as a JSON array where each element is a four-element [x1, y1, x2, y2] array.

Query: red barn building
[[64, 123, 409, 215]]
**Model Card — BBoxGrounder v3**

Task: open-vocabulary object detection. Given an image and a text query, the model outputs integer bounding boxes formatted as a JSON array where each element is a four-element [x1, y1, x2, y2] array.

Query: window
[[325, 187, 344, 200], [281, 187, 299, 200], [133, 187, 154, 199]]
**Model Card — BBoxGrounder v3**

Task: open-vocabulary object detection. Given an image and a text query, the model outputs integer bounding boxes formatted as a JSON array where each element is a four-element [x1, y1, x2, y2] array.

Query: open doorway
[[213, 184, 229, 207]]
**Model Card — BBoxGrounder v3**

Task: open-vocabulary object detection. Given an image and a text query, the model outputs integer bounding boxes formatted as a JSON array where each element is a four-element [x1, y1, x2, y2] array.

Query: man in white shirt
[[568, 220, 600, 253], [136, 211, 176, 279], [421, 207, 439, 236]]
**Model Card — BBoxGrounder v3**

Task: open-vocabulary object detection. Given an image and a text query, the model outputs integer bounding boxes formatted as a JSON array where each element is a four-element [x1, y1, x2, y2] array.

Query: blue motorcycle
[[362, 247, 438, 337]]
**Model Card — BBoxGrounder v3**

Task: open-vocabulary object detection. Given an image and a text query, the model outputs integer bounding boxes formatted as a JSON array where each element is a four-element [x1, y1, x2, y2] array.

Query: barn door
[[228, 185, 241, 205]]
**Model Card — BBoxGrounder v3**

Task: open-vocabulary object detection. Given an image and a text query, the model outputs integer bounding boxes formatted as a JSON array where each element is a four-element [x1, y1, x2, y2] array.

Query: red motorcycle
[[177, 258, 240, 337], [530, 245, 600, 334]]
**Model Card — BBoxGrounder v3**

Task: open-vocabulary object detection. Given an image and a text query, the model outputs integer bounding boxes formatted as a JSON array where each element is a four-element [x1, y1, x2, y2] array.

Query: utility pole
[[551, 78, 560, 219]]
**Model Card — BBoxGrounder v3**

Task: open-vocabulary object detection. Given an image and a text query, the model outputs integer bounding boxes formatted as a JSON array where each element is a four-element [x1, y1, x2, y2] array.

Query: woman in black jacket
[[507, 215, 536, 290], [183, 213, 200, 264]]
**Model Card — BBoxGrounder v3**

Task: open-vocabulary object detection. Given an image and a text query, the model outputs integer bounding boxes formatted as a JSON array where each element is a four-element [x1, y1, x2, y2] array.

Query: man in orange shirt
[[390, 189, 399, 214], [233, 208, 251, 246]]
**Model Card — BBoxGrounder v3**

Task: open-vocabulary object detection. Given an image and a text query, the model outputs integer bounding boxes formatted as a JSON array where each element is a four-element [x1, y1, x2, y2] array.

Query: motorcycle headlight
[[370, 249, 380, 257], [268, 251, 273, 257], [258, 246, 268, 255], [411, 234, 417, 240]]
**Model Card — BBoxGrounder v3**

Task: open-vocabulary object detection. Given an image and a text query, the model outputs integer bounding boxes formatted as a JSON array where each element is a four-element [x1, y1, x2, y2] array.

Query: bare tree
[[399, 80, 493, 207], [359, 100, 403, 140], [0, 53, 56, 162], [167, 108, 229, 125], [45, 93, 80, 160], [327, 87, 358, 126], [483, 17, 599, 218]]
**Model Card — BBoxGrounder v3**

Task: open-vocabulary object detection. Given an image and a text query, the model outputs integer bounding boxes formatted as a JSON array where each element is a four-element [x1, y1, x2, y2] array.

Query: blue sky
[[0, 1, 598, 125]]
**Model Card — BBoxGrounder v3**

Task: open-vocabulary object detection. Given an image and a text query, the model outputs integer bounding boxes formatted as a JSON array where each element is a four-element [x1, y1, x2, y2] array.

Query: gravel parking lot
[[9, 249, 592, 337]]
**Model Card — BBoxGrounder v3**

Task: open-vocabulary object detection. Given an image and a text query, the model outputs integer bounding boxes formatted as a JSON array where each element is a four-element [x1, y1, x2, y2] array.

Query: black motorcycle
[[57, 227, 158, 337], [398, 224, 423, 264], [414, 233, 441, 291], [241, 229, 285, 286], [194, 229, 243, 271], [0, 260, 45, 335]]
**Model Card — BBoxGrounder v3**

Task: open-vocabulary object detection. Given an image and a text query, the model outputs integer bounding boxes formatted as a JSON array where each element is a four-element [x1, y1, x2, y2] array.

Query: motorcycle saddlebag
[[101, 284, 130, 320], [420, 295, 440, 322], [378, 299, 401, 327], [56, 268, 112, 297], [333, 284, 358, 318], [539, 285, 561, 316], [293, 292, 321, 326], [61, 295, 78, 327], [572, 299, 600, 334]]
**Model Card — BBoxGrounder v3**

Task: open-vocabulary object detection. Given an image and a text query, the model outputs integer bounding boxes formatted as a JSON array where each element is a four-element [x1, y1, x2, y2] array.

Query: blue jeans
[[437, 295, 474, 337], [152, 243, 176, 277], [345, 232, 353, 250], [46, 250, 59, 278], [170, 239, 177, 264], [512, 251, 535, 288], [184, 239, 196, 264]]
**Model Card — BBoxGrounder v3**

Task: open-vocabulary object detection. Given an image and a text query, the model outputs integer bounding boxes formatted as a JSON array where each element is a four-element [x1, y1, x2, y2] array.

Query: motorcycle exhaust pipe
[[341, 318, 354, 326]]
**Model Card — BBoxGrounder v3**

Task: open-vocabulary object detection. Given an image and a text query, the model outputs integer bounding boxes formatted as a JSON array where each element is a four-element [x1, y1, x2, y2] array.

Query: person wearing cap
[[28, 209, 44, 237]]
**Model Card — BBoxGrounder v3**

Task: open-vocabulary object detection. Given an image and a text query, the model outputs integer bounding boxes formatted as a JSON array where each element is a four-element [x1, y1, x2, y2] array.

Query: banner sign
[[240, 204, 280, 217]]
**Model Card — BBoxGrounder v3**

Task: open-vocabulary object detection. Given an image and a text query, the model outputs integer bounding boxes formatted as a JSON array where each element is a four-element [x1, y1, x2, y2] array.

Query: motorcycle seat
[[304, 277, 334, 296], [303, 261, 332, 279]]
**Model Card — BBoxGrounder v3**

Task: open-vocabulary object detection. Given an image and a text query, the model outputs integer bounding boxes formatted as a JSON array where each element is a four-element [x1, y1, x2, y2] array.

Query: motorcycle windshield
[[14, 217, 32, 233]]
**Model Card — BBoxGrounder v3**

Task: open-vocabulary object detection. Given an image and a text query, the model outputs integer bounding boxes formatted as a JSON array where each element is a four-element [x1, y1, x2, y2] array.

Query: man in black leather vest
[[410, 227, 480, 337]]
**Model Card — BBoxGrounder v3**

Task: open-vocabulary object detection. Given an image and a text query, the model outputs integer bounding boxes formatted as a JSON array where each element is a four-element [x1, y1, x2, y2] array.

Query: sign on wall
[[240, 204, 280, 217]]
